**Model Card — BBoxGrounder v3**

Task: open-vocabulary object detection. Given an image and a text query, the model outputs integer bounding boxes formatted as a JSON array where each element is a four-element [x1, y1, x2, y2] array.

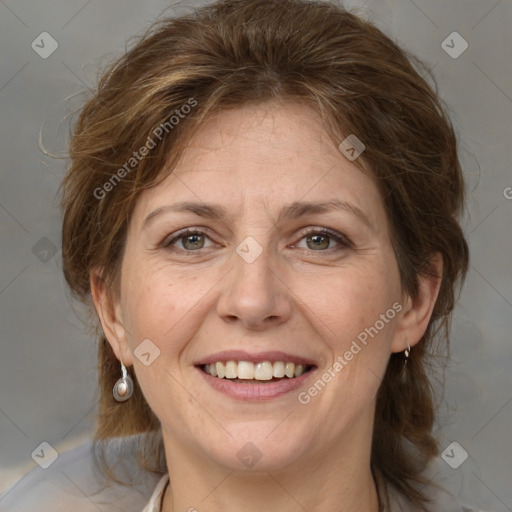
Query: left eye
[[293, 229, 350, 251]]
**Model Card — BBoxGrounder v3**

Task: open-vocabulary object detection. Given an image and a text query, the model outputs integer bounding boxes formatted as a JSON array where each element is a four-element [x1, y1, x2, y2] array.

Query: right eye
[[162, 229, 216, 252]]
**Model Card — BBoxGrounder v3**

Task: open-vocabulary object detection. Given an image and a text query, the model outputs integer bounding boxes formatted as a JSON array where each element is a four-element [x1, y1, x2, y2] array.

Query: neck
[[160, 418, 380, 512], [162, 469, 379, 512]]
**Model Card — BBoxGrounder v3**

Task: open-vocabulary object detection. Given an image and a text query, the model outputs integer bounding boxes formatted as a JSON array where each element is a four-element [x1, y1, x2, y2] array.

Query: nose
[[216, 243, 293, 330]]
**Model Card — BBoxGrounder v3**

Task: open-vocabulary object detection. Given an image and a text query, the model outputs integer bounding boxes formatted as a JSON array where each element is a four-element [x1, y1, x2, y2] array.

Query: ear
[[391, 253, 443, 353], [90, 268, 133, 366]]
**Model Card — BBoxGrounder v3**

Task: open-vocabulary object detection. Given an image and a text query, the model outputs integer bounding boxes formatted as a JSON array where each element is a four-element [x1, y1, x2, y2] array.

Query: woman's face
[[108, 102, 409, 471]]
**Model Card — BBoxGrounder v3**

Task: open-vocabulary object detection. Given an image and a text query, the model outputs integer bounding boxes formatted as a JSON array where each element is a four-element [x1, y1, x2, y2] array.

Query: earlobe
[[89, 269, 133, 366], [391, 253, 443, 353]]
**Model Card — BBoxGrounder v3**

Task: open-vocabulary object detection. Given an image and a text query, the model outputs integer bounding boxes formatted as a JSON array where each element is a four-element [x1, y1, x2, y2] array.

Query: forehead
[[177, 101, 350, 173], [131, 102, 386, 230]]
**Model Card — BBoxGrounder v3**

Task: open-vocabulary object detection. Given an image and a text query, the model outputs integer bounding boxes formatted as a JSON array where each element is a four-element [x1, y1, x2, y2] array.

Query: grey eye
[[306, 234, 331, 250], [180, 233, 206, 250]]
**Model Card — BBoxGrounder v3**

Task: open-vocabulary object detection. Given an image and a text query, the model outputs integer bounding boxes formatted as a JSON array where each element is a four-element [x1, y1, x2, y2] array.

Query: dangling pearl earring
[[113, 361, 134, 402]]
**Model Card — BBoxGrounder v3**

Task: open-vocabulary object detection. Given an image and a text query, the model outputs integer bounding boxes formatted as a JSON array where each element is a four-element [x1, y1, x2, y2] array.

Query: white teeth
[[272, 361, 285, 378], [254, 361, 273, 380], [203, 360, 310, 380], [225, 360, 237, 379], [215, 362, 226, 378], [237, 361, 255, 379], [285, 362, 295, 378], [294, 364, 305, 377]]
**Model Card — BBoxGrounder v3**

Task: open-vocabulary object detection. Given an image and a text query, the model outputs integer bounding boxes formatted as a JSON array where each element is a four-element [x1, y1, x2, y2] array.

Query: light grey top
[[0, 433, 489, 512]]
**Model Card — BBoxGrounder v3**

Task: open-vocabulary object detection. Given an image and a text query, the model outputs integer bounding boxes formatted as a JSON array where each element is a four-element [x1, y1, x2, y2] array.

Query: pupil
[[184, 234, 203, 249], [308, 234, 328, 250]]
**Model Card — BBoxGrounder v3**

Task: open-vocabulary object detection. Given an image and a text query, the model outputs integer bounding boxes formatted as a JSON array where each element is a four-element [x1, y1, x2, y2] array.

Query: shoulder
[[0, 434, 162, 512], [385, 481, 488, 512], [377, 462, 498, 512]]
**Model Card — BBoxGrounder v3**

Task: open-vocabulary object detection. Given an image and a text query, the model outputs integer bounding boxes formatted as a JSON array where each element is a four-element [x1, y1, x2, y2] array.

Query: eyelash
[[161, 227, 352, 254]]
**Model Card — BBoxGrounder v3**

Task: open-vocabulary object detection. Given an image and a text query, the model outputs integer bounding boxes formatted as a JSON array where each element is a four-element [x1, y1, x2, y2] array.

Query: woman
[[1, 0, 485, 510]]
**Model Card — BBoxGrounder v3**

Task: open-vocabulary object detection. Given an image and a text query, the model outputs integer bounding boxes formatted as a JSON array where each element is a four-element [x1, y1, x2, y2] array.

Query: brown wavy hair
[[60, 0, 469, 506]]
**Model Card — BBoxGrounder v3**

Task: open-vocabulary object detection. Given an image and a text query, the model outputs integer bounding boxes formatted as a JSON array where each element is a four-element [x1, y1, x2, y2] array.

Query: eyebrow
[[142, 199, 375, 232]]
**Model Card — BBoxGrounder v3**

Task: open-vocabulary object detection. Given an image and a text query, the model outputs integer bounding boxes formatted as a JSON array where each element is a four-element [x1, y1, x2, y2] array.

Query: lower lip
[[196, 366, 316, 401]]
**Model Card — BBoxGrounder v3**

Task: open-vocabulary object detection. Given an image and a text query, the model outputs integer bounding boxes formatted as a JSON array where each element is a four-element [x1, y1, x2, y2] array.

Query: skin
[[91, 101, 442, 512]]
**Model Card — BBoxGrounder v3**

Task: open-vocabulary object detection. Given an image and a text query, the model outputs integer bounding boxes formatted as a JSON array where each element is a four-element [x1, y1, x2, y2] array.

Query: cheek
[[118, 255, 172, 341], [301, 264, 400, 350], [322, 267, 400, 382], [119, 264, 200, 423], [120, 260, 213, 351]]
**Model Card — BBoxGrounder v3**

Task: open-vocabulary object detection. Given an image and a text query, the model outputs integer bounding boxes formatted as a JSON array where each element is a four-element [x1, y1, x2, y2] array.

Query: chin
[[202, 428, 312, 472]]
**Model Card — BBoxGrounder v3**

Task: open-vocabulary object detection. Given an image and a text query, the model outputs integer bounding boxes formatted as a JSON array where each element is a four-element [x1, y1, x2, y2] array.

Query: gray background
[[0, 0, 511, 510]]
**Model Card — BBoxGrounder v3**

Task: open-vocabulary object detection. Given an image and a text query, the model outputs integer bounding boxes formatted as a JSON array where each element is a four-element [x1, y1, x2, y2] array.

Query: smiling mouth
[[200, 360, 314, 383]]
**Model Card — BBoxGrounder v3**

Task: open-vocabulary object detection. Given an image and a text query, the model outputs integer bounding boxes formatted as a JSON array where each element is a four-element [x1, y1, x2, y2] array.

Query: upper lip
[[194, 350, 317, 367]]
